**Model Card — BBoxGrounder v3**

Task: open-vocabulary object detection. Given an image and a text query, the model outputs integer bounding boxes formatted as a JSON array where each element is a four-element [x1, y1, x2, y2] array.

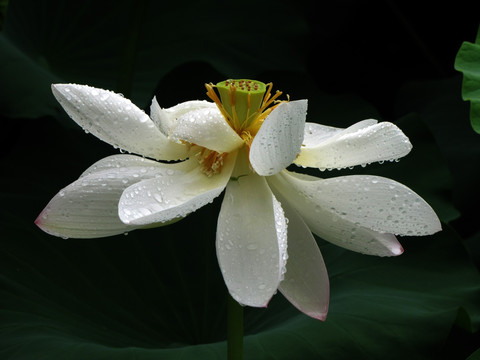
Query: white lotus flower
[[36, 79, 441, 320]]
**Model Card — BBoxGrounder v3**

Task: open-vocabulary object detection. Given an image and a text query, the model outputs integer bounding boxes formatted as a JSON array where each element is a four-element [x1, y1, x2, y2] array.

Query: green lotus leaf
[[455, 25, 480, 134]]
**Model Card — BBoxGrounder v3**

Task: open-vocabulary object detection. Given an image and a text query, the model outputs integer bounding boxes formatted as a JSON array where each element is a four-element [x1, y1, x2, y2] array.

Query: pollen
[[197, 148, 228, 177]]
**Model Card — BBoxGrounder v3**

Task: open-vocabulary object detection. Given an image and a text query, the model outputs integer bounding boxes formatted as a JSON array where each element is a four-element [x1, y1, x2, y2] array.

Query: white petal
[[170, 108, 244, 153], [250, 100, 307, 176], [78, 154, 190, 177], [52, 84, 189, 160], [293, 174, 441, 236], [118, 153, 237, 225], [268, 172, 404, 256], [295, 121, 412, 170], [302, 122, 343, 146], [216, 168, 288, 307], [302, 119, 377, 147], [150, 98, 216, 136], [276, 194, 329, 320], [35, 155, 180, 239]]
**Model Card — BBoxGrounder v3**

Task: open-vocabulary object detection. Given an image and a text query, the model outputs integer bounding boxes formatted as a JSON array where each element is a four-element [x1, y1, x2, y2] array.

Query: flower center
[[200, 79, 287, 176], [205, 79, 285, 140], [197, 148, 228, 177]]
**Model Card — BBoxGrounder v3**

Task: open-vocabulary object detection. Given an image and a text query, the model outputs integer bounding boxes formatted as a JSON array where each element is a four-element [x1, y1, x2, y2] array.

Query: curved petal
[[288, 174, 441, 236], [118, 152, 237, 225], [295, 121, 412, 170], [217, 155, 287, 307], [169, 107, 244, 153], [302, 119, 377, 147], [150, 98, 216, 136], [268, 172, 404, 256], [250, 100, 307, 176], [276, 194, 329, 320], [35, 155, 187, 239], [78, 154, 193, 177], [52, 84, 189, 160]]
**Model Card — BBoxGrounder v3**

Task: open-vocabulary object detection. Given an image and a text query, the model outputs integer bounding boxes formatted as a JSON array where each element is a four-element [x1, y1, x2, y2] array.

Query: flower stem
[[227, 293, 244, 360]]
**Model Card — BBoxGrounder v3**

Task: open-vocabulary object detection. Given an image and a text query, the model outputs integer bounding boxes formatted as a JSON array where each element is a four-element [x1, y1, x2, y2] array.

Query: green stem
[[227, 293, 244, 360]]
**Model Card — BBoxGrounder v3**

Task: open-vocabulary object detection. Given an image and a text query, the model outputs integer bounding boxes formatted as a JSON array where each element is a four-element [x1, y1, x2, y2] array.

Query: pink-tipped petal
[[268, 172, 404, 256], [277, 194, 329, 321], [35, 154, 181, 238]]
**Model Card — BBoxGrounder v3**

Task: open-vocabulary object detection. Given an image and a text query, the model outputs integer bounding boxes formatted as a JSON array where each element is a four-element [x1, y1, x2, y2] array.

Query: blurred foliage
[[1, 1, 480, 359], [0, 0, 7, 30], [467, 348, 480, 360]]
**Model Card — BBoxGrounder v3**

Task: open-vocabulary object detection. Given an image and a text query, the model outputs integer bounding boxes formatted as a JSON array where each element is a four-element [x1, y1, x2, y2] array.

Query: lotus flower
[[36, 79, 441, 320]]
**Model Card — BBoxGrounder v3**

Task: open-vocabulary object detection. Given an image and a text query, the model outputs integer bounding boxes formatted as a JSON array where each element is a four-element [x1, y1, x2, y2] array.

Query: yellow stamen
[[241, 130, 254, 147], [197, 148, 228, 177], [205, 79, 289, 154], [205, 83, 232, 124]]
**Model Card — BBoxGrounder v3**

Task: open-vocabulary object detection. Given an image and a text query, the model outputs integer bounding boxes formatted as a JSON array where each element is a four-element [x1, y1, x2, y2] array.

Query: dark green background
[[1, 1, 480, 359]]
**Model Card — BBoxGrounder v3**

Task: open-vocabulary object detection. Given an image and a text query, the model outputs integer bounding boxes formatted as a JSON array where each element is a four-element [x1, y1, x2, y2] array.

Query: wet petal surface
[[250, 100, 307, 176], [52, 84, 189, 160], [268, 172, 404, 256], [285, 172, 441, 236], [217, 174, 288, 307], [35, 155, 181, 238], [277, 194, 329, 320], [150, 98, 216, 137], [118, 153, 237, 225], [170, 107, 244, 153], [296, 121, 412, 170], [216, 150, 288, 307]]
